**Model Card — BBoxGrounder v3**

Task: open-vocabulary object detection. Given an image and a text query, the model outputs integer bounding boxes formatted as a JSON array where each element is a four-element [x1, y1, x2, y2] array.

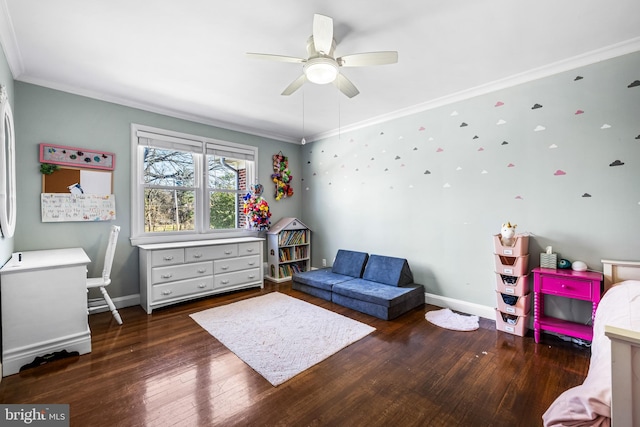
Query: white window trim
[[130, 123, 259, 246]]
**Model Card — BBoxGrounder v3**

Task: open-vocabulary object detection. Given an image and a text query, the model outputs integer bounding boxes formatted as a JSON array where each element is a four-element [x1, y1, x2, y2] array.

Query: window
[[131, 124, 257, 245]]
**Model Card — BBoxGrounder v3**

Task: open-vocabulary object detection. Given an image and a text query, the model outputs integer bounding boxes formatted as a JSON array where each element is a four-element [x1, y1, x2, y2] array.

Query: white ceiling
[[2, 0, 640, 143]]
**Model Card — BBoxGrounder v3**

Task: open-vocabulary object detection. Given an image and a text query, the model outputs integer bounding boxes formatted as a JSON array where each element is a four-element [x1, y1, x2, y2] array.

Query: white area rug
[[190, 292, 375, 386], [426, 308, 479, 331]]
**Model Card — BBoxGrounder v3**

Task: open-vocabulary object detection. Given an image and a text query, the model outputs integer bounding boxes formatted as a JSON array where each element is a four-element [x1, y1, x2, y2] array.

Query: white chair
[[87, 225, 122, 325]]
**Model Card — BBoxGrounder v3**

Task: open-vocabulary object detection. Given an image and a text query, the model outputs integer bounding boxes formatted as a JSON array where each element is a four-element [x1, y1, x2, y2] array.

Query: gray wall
[[13, 82, 302, 301], [0, 42, 14, 264], [302, 51, 640, 318], [4, 36, 640, 321]]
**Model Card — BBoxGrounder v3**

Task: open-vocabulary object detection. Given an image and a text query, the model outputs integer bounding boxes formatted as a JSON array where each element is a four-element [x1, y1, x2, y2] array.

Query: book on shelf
[[278, 246, 308, 263], [278, 247, 293, 261], [278, 262, 305, 278], [294, 246, 307, 259], [278, 230, 307, 246]]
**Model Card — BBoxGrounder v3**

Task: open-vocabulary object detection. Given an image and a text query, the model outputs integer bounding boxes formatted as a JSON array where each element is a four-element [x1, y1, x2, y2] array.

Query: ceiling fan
[[246, 14, 398, 98]]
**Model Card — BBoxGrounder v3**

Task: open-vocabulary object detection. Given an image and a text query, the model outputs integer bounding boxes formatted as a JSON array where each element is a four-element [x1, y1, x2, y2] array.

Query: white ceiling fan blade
[[338, 51, 398, 67], [281, 74, 308, 96], [333, 73, 359, 98], [313, 14, 334, 54], [246, 53, 306, 64]]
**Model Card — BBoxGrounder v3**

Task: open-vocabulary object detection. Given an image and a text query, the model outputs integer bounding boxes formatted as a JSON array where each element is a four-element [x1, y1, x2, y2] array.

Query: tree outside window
[[143, 147, 195, 232]]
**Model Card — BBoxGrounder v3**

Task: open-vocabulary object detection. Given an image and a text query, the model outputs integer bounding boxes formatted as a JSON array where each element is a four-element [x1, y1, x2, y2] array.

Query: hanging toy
[[243, 183, 271, 231], [271, 152, 294, 201]]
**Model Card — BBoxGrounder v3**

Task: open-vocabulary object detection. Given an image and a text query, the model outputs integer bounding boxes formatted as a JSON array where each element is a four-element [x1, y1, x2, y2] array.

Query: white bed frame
[[601, 259, 640, 427]]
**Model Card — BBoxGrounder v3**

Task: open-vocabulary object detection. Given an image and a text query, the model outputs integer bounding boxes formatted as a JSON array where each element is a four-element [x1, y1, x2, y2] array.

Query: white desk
[[0, 248, 92, 376]]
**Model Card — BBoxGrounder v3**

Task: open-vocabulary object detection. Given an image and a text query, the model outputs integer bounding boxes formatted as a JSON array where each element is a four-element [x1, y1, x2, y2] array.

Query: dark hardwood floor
[[0, 282, 590, 426]]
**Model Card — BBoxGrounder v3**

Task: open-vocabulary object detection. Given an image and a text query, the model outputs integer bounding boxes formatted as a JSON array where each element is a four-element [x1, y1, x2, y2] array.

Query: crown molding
[[16, 75, 300, 144], [0, 0, 24, 78], [310, 37, 640, 142]]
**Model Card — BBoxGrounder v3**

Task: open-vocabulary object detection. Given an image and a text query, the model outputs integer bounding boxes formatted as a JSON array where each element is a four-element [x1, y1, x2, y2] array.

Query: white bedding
[[543, 280, 640, 427]]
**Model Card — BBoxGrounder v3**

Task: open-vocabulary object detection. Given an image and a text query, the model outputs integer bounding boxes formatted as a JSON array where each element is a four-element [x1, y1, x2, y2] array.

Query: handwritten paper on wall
[[41, 194, 116, 222]]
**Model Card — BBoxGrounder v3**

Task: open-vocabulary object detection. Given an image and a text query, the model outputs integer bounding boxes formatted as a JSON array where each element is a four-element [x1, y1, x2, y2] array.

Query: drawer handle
[[246, 248, 254, 253], [161, 274, 173, 279], [197, 268, 207, 274], [248, 261, 255, 266], [248, 274, 256, 279], [163, 256, 174, 261], [162, 290, 173, 296], [220, 280, 230, 285], [193, 253, 203, 259], [221, 265, 229, 270], [224, 250, 232, 255], [197, 283, 206, 289]]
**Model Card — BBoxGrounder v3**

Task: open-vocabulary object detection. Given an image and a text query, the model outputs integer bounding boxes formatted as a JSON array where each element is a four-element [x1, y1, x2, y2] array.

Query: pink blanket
[[543, 280, 640, 426]]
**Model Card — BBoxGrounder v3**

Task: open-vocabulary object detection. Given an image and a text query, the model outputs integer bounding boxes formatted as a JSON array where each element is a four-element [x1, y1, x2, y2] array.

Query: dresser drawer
[[539, 275, 592, 300], [185, 244, 237, 262], [151, 248, 185, 266], [238, 241, 261, 256], [214, 255, 261, 274], [215, 268, 261, 289], [151, 261, 213, 284], [152, 276, 214, 301]]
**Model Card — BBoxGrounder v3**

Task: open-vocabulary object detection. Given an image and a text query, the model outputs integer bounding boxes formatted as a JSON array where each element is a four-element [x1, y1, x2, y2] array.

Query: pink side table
[[532, 267, 603, 343]]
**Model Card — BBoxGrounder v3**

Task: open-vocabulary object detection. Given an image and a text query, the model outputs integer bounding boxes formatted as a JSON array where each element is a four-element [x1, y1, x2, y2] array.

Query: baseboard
[[425, 292, 495, 320], [88, 293, 140, 314], [89, 292, 496, 321], [2, 329, 91, 377]]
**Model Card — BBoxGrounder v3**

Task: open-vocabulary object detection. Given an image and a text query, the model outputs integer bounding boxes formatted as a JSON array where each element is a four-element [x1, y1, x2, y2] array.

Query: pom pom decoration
[[251, 183, 264, 197], [243, 183, 271, 231], [271, 152, 294, 201]]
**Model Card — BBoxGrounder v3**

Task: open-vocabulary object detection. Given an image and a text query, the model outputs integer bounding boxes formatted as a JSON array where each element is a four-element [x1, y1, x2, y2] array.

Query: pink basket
[[495, 309, 529, 337], [496, 291, 531, 316], [495, 273, 530, 296], [493, 234, 529, 257], [494, 254, 529, 276]]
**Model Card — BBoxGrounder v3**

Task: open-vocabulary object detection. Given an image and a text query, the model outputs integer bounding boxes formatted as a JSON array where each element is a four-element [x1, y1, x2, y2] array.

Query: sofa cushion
[[292, 268, 355, 291], [292, 281, 332, 301], [332, 291, 424, 320], [362, 254, 414, 287], [331, 249, 368, 278], [332, 279, 423, 308]]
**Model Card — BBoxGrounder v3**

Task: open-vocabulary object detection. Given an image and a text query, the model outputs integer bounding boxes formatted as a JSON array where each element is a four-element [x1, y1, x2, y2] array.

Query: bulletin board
[[41, 167, 115, 222], [42, 167, 113, 194]]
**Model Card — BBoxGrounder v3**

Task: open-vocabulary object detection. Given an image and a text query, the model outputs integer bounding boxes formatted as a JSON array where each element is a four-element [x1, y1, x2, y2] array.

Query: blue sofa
[[292, 249, 368, 301], [292, 250, 425, 320]]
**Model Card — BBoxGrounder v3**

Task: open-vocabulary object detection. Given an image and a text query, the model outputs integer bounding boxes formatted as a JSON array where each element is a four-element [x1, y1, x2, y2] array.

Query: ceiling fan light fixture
[[304, 58, 338, 85]]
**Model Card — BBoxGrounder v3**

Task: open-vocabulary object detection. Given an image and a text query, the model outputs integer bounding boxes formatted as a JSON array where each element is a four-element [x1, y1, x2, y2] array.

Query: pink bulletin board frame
[[39, 143, 115, 170]]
